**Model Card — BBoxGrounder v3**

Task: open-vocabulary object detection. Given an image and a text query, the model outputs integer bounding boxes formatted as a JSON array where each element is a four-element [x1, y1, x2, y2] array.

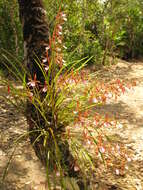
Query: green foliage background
[[0, 0, 143, 69], [0, 0, 23, 56]]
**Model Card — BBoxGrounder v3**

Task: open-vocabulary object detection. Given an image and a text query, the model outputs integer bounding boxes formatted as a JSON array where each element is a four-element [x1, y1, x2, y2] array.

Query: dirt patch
[[0, 98, 47, 190], [93, 59, 143, 190]]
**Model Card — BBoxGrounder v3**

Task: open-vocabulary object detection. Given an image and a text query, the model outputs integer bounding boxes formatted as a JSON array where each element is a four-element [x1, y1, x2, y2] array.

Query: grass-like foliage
[[0, 8, 136, 190]]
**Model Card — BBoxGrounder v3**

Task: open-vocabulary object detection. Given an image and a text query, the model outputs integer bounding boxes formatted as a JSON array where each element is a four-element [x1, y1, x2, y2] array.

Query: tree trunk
[[18, 0, 51, 163], [17, 0, 88, 188]]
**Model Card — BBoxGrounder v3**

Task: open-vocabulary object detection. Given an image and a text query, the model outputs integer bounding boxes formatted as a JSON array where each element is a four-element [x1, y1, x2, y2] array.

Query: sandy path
[[0, 92, 47, 189], [0, 59, 143, 190], [94, 60, 143, 190]]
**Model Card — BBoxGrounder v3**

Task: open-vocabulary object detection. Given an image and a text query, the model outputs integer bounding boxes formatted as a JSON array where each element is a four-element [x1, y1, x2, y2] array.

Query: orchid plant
[[1, 7, 136, 189]]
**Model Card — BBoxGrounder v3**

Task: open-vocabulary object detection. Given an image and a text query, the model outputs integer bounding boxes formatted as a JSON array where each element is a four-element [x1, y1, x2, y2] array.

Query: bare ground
[[0, 59, 143, 190]]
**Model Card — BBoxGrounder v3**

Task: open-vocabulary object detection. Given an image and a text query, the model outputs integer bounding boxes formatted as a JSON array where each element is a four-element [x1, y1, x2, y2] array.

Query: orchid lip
[[42, 58, 47, 63]]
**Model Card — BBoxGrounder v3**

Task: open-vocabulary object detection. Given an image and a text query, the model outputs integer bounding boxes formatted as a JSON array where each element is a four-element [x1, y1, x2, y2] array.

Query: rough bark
[[18, 0, 49, 79]]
